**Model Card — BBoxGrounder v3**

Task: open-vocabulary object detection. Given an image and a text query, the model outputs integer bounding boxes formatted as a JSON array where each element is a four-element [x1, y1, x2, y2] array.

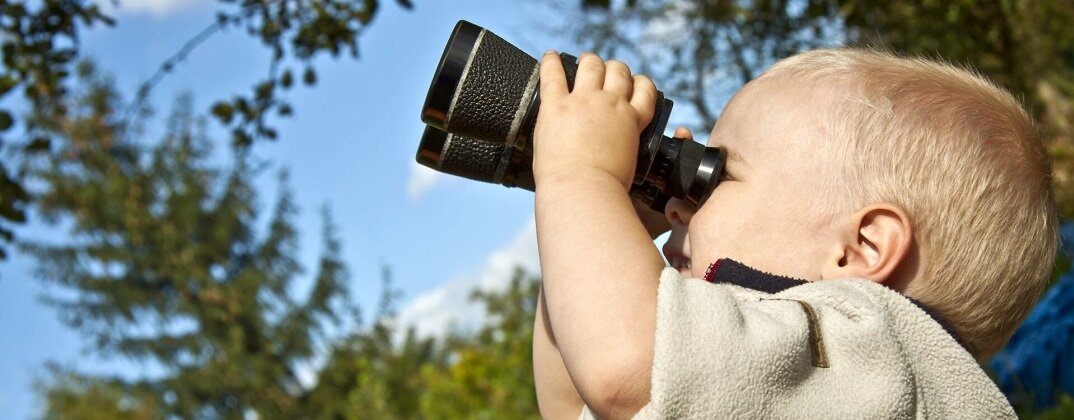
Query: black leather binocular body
[[417, 20, 725, 211]]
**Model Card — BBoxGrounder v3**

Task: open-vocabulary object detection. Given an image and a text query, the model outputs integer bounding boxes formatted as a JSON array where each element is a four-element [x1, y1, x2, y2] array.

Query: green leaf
[[25, 136, 50, 153], [280, 69, 293, 89], [582, 0, 611, 9], [0, 111, 11, 131], [232, 128, 252, 147], [0, 202, 26, 223], [303, 67, 317, 86], [255, 80, 274, 101], [0, 75, 17, 96], [211, 101, 235, 124]]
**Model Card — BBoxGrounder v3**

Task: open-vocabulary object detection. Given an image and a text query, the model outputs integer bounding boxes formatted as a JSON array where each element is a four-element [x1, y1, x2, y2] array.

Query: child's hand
[[532, 52, 658, 191]]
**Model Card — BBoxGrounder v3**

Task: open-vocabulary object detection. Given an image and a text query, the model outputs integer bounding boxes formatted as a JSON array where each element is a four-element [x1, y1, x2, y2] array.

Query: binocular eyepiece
[[417, 20, 725, 211]]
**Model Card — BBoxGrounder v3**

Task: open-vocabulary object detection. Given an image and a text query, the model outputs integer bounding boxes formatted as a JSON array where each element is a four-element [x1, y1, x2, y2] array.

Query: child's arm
[[533, 285, 584, 418], [531, 51, 666, 419]]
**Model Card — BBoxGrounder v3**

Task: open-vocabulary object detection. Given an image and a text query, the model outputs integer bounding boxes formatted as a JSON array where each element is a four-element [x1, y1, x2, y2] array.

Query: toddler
[[530, 48, 1057, 419]]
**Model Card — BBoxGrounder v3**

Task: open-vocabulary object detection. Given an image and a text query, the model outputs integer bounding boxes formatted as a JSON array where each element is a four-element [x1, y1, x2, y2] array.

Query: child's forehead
[[706, 76, 843, 168], [718, 76, 823, 125], [712, 78, 827, 131], [752, 74, 841, 108]]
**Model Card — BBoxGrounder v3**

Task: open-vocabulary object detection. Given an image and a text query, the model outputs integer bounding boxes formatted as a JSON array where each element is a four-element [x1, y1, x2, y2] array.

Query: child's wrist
[[535, 168, 632, 195]]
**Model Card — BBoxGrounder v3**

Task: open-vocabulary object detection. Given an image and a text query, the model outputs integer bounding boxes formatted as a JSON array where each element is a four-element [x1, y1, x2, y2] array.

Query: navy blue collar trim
[[704, 259, 966, 350]]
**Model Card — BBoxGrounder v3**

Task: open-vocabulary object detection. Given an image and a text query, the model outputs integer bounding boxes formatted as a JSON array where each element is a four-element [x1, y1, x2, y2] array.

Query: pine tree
[[27, 61, 353, 419], [0, 0, 415, 259]]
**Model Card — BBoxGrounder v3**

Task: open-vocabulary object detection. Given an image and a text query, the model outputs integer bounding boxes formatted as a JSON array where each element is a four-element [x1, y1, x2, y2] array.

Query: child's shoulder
[[649, 265, 1015, 418]]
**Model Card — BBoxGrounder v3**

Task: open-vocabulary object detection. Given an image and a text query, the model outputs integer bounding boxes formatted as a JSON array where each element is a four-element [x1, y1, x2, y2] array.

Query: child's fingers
[[539, 51, 568, 100], [673, 127, 694, 141], [603, 60, 633, 99], [573, 53, 606, 91], [630, 74, 658, 127]]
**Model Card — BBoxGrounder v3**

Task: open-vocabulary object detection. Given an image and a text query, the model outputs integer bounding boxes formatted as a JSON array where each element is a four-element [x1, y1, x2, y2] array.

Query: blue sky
[[0, 1, 595, 417]]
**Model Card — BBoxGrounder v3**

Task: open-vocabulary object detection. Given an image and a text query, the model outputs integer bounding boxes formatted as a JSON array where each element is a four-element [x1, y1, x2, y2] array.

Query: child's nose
[[664, 197, 695, 226]]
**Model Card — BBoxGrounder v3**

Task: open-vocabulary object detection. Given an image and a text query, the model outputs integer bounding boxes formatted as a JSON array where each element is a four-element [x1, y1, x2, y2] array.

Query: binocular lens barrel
[[417, 20, 725, 210], [418, 126, 534, 191], [422, 20, 539, 147]]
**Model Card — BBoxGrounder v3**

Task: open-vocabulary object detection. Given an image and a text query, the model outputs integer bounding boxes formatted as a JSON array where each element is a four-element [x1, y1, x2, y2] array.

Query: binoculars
[[416, 20, 725, 211]]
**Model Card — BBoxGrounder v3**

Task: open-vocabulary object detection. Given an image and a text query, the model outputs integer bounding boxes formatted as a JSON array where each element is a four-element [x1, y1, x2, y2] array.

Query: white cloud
[[105, 0, 206, 17], [396, 217, 539, 339], [407, 161, 446, 202]]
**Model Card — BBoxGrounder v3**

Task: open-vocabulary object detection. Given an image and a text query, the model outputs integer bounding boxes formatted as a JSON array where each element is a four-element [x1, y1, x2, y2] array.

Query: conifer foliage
[[26, 63, 351, 418]]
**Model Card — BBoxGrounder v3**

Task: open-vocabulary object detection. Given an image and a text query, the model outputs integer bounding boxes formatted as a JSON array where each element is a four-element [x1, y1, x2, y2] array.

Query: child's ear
[[822, 204, 913, 286]]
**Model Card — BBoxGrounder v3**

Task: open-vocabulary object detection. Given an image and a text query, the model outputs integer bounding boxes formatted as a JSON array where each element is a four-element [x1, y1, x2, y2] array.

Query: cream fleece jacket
[[581, 264, 1015, 419]]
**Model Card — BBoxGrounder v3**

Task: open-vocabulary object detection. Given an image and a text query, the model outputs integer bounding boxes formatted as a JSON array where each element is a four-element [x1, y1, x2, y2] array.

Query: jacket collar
[[703, 258, 966, 350]]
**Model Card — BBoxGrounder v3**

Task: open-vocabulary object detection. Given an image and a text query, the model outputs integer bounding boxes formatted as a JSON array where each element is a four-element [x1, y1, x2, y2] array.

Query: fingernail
[[544, 49, 557, 55]]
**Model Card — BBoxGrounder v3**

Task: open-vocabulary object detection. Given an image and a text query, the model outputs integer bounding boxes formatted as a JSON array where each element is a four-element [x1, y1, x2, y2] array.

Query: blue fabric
[[989, 223, 1074, 409]]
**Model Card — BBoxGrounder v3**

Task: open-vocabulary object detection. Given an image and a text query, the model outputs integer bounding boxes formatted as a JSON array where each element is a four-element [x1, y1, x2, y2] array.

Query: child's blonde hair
[[763, 48, 1058, 359]]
